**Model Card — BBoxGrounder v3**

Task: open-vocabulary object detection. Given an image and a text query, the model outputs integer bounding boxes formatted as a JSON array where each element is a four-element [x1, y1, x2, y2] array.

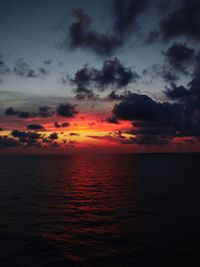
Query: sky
[[0, 0, 200, 153]]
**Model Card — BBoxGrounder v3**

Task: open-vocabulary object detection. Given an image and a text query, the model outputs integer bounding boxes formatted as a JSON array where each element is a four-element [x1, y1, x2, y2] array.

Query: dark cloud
[[69, 132, 79, 136], [164, 42, 195, 75], [165, 83, 190, 99], [161, 69, 178, 83], [5, 106, 53, 118], [87, 135, 121, 143], [49, 132, 58, 140], [18, 111, 33, 118], [66, 8, 121, 57], [160, 43, 200, 83], [60, 73, 70, 86], [107, 91, 123, 101], [54, 122, 70, 128], [111, 92, 180, 145], [56, 103, 78, 117], [5, 107, 33, 118], [65, 0, 149, 56], [10, 130, 41, 147], [62, 122, 70, 127], [112, 73, 200, 145], [160, 0, 200, 41], [75, 87, 99, 101], [27, 124, 45, 131], [145, 29, 160, 44], [54, 122, 60, 128], [13, 58, 50, 79], [151, 43, 197, 83], [0, 55, 10, 76], [0, 136, 19, 148], [11, 130, 41, 139], [94, 58, 139, 89], [164, 76, 200, 122], [5, 107, 19, 116], [37, 106, 53, 117], [43, 60, 51, 65], [106, 90, 131, 101], [38, 67, 50, 76], [105, 115, 119, 124], [113, 93, 178, 123], [113, 0, 149, 37], [126, 134, 169, 145], [13, 58, 38, 78], [71, 58, 139, 98]]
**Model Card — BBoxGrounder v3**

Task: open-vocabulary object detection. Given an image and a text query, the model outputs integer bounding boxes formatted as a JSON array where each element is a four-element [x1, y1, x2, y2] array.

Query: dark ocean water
[[0, 154, 200, 267]]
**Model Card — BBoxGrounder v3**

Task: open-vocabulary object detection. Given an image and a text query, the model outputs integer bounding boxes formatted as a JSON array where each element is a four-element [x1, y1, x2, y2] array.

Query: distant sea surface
[[0, 154, 200, 267]]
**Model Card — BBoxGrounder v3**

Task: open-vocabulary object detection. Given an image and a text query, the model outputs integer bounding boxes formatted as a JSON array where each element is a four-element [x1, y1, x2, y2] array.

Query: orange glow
[[1, 112, 200, 153]]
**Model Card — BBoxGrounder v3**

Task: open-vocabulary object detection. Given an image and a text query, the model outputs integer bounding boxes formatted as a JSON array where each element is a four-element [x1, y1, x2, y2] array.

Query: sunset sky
[[0, 0, 200, 153]]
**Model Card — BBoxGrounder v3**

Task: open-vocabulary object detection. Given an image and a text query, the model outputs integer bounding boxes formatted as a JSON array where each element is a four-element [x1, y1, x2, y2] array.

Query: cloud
[[0, 136, 19, 148], [111, 92, 182, 145], [56, 103, 78, 117], [13, 58, 38, 78], [113, 93, 177, 123], [164, 42, 195, 75], [13, 58, 50, 79], [106, 90, 131, 101], [113, 0, 149, 37], [160, 0, 200, 41], [5, 107, 19, 116], [43, 60, 51, 65], [145, 29, 160, 44], [66, 8, 121, 57], [64, 0, 149, 56], [0, 55, 10, 75], [164, 76, 200, 121], [75, 87, 99, 101], [7, 130, 62, 148], [38, 67, 50, 76], [105, 115, 119, 124], [27, 124, 45, 131], [111, 72, 200, 145], [49, 132, 58, 140], [71, 58, 139, 99], [54, 122, 70, 128], [37, 106, 53, 117], [10, 130, 42, 147], [87, 134, 122, 143], [151, 43, 198, 83], [69, 132, 79, 136], [5, 106, 53, 118], [125, 134, 169, 145], [11, 130, 41, 139], [165, 84, 190, 99], [159, 43, 200, 83]]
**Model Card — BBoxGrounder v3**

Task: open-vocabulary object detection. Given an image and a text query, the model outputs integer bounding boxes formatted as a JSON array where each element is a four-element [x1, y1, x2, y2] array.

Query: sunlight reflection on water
[[0, 154, 200, 266]]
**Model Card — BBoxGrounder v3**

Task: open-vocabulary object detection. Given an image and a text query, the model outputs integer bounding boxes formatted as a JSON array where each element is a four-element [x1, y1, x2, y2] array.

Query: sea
[[0, 154, 200, 267]]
